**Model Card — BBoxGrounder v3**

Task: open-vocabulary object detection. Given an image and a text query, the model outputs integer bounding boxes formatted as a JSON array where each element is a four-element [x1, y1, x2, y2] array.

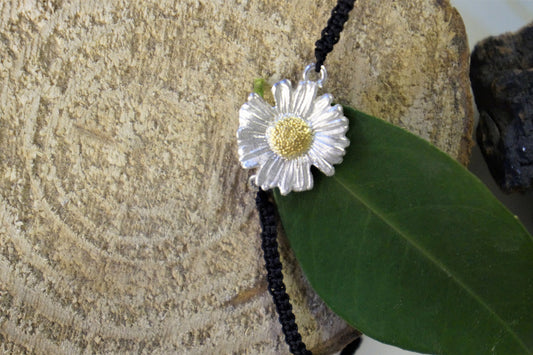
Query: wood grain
[[0, 0, 472, 353]]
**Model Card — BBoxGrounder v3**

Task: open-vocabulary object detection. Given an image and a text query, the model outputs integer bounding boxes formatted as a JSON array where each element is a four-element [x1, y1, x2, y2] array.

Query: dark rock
[[471, 23, 533, 192]]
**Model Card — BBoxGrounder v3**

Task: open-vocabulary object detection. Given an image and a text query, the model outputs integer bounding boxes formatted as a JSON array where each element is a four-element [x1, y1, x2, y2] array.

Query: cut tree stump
[[0, 0, 472, 353]]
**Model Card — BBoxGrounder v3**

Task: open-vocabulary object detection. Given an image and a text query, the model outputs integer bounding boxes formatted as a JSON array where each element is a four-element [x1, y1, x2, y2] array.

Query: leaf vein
[[332, 175, 530, 353]]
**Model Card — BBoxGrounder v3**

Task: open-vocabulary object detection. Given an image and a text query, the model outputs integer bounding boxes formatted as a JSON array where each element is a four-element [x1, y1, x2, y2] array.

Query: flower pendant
[[237, 64, 350, 195]]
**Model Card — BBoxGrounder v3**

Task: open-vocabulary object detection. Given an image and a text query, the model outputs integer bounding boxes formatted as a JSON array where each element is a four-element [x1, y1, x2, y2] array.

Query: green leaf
[[253, 78, 266, 98], [274, 107, 533, 354]]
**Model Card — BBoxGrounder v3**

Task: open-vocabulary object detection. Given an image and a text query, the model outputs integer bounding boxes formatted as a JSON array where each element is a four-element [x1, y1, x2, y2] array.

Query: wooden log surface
[[0, 0, 472, 353]]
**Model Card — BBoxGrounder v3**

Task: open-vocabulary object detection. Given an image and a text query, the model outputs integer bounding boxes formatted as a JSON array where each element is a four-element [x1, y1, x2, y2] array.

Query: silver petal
[[278, 160, 295, 195], [292, 157, 313, 192], [315, 132, 350, 149], [256, 156, 284, 190], [301, 162, 314, 191], [313, 138, 345, 164], [237, 129, 267, 147], [238, 144, 271, 169], [275, 157, 315, 195], [237, 124, 270, 166], [269, 157, 286, 188], [308, 146, 336, 176], [291, 81, 318, 118], [239, 93, 276, 127], [314, 119, 350, 136], [272, 79, 292, 114], [308, 104, 344, 129], [316, 124, 349, 137], [308, 93, 333, 118], [236, 122, 268, 141], [293, 159, 304, 191]]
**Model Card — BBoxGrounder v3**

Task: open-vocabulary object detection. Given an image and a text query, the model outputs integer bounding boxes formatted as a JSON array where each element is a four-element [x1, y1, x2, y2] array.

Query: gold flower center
[[268, 116, 313, 159]]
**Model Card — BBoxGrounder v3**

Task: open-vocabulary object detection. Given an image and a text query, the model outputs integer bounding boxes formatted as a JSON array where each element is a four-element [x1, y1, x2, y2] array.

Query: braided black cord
[[314, 0, 356, 71], [256, 189, 312, 355], [254, 2, 358, 354]]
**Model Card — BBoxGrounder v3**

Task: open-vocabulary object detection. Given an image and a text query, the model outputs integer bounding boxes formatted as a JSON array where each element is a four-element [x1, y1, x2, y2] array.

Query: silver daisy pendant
[[237, 64, 350, 195]]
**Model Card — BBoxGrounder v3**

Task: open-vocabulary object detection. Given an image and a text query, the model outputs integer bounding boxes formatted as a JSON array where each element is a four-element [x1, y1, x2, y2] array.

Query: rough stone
[[0, 0, 472, 353], [471, 23, 533, 192]]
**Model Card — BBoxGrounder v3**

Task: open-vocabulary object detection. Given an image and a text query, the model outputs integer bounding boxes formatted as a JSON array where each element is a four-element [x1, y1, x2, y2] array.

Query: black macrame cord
[[315, 0, 356, 72], [256, 189, 311, 355], [255, 1, 356, 354]]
